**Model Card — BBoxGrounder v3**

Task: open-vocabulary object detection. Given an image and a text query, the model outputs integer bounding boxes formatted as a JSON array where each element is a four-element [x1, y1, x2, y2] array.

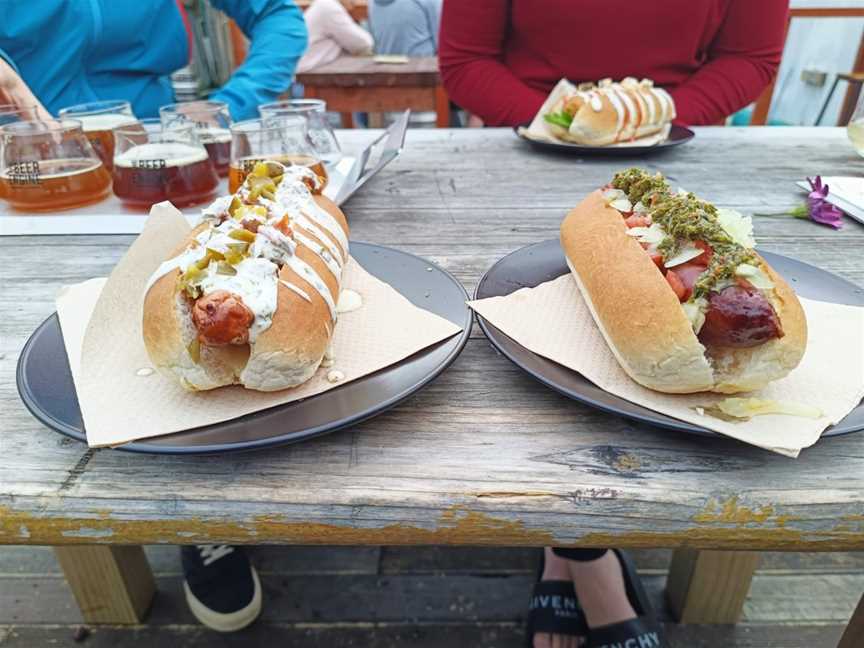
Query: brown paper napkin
[[469, 274, 864, 457], [55, 203, 462, 447]]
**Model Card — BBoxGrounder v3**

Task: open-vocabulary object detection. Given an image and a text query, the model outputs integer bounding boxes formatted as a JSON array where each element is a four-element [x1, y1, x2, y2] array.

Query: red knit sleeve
[[670, 0, 788, 125], [438, 0, 546, 126]]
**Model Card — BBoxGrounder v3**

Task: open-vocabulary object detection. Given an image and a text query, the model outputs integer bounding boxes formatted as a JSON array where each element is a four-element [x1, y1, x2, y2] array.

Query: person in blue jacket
[[0, 1, 307, 632], [0, 0, 308, 121]]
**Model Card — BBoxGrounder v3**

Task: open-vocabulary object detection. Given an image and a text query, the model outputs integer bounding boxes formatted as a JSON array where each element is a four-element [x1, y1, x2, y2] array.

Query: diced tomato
[[665, 270, 688, 302], [650, 253, 664, 268], [672, 261, 707, 300], [624, 214, 651, 228], [736, 277, 754, 289], [694, 240, 714, 264], [275, 215, 292, 236]]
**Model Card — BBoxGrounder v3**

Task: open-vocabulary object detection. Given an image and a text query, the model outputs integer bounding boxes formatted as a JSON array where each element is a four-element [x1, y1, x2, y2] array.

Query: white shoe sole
[[184, 565, 262, 632]]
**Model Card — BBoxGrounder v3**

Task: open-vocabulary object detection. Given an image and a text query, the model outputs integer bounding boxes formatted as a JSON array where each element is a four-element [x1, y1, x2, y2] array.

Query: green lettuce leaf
[[543, 111, 573, 129]]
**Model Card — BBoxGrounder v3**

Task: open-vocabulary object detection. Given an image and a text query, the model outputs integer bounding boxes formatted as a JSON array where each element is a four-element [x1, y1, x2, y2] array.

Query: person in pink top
[[297, 0, 374, 73]]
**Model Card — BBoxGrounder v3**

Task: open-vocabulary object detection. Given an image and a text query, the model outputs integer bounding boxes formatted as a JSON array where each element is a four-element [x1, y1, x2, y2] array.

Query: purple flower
[[805, 176, 845, 229]]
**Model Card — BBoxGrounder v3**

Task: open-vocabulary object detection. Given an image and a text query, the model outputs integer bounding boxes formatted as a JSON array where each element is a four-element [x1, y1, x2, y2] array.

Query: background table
[[1, 128, 863, 646], [296, 56, 449, 128]]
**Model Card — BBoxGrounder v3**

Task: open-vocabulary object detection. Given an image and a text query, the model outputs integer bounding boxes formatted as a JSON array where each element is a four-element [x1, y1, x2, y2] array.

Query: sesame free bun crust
[[560, 190, 806, 394], [142, 195, 349, 392]]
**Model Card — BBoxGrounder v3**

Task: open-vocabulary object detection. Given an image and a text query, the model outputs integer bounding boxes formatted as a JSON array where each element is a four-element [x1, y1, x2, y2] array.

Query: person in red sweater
[[441, 3, 788, 647], [439, 0, 789, 127]]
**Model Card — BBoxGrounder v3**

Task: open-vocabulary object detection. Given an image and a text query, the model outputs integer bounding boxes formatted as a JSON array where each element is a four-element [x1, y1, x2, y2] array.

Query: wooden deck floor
[[1, 546, 862, 647]]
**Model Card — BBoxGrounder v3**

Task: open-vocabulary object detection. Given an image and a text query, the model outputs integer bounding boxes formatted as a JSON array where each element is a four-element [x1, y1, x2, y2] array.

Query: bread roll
[[142, 163, 349, 392], [560, 173, 806, 394], [536, 77, 676, 146]]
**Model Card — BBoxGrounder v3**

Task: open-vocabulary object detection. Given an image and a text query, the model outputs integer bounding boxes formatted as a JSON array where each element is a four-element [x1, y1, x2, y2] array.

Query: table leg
[[665, 548, 759, 623], [839, 591, 864, 648], [54, 545, 155, 624], [435, 85, 450, 128]]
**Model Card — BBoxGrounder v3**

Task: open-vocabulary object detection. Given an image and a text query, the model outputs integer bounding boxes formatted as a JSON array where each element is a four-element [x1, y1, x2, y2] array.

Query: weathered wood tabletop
[[1, 127, 863, 552]]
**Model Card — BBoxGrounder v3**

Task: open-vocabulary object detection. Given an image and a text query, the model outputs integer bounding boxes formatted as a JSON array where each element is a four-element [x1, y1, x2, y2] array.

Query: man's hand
[[0, 58, 51, 119]]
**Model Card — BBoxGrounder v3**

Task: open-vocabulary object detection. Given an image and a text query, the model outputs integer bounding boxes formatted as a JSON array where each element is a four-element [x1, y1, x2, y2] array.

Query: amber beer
[[0, 158, 111, 210], [76, 114, 138, 171], [228, 154, 328, 194], [199, 127, 232, 176], [113, 143, 219, 207]]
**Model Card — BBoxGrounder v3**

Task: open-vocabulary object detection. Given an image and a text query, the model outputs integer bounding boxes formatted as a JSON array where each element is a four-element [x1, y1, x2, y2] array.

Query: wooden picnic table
[[1, 127, 863, 645], [296, 55, 449, 128]]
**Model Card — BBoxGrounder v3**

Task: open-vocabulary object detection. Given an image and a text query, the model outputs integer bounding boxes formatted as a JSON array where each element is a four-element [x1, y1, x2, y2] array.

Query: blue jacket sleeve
[[0, 45, 19, 74], [209, 0, 308, 120]]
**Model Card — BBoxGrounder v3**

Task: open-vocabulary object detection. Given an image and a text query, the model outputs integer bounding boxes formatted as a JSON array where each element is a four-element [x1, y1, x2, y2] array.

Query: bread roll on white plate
[[560, 168, 806, 394], [142, 162, 349, 392]]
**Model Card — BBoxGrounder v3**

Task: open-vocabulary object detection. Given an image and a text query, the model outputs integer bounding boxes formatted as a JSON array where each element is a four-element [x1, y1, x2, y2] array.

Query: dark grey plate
[[475, 239, 864, 438], [17, 242, 471, 454], [514, 124, 695, 156]]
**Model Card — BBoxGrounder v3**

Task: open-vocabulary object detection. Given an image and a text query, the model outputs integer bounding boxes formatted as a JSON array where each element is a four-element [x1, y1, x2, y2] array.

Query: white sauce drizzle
[[294, 230, 342, 280], [295, 214, 345, 265], [604, 88, 625, 142], [588, 91, 603, 112], [654, 87, 675, 121], [145, 245, 206, 293], [337, 289, 363, 314], [643, 88, 657, 124], [279, 279, 312, 302], [197, 257, 279, 342], [613, 88, 637, 137], [284, 254, 337, 321], [301, 202, 349, 260]]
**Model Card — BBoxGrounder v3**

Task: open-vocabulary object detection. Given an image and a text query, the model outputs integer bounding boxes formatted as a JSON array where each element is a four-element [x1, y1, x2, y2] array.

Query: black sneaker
[[181, 545, 262, 632]]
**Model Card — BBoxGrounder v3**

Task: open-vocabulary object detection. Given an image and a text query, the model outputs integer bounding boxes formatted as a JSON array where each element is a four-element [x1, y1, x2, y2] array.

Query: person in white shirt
[[297, 0, 374, 73]]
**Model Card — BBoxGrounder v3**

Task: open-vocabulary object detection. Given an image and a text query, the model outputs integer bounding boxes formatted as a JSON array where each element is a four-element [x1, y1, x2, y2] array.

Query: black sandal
[[585, 550, 666, 648], [525, 552, 588, 647]]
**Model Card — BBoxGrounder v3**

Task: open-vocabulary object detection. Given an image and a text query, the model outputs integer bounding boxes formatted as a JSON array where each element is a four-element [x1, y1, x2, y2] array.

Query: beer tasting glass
[[229, 116, 327, 194], [0, 118, 111, 210], [258, 98, 342, 165], [0, 104, 40, 127], [58, 100, 137, 171], [160, 100, 232, 176], [112, 119, 219, 207]]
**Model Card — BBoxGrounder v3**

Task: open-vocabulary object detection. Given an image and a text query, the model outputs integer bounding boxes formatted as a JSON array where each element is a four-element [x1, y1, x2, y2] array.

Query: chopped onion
[[677, 187, 690, 196], [609, 197, 633, 212], [735, 263, 774, 290], [626, 222, 666, 245], [716, 209, 756, 248], [715, 398, 823, 420], [602, 188, 626, 201], [633, 201, 647, 213], [664, 244, 704, 268], [682, 297, 708, 334]]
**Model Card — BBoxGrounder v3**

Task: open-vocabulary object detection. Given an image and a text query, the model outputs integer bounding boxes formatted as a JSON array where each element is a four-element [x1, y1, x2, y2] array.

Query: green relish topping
[[611, 168, 757, 299]]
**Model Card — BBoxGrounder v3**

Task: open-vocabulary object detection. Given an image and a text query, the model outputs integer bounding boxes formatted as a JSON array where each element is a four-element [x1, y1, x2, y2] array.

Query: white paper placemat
[[469, 274, 864, 457]]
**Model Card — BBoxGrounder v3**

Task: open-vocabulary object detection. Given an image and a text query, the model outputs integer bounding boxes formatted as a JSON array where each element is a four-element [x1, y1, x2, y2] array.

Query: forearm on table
[[671, 0, 786, 125], [670, 56, 781, 126], [439, 0, 545, 126], [440, 59, 545, 126], [328, 10, 374, 55], [209, 0, 308, 120]]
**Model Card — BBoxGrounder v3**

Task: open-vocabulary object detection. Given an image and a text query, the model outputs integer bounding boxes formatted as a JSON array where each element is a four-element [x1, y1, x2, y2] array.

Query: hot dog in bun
[[143, 161, 349, 392], [560, 168, 806, 394]]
